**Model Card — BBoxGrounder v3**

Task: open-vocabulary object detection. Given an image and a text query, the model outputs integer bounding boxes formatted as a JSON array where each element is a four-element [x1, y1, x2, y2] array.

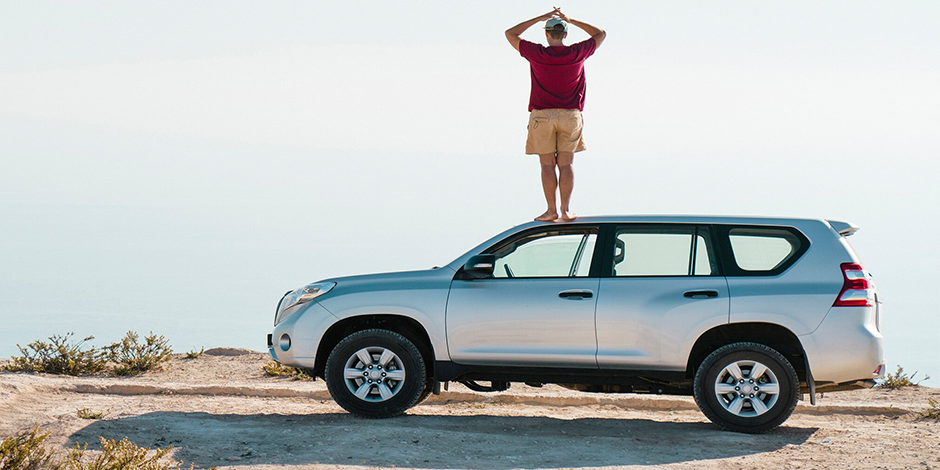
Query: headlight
[[274, 282, 336, 325]]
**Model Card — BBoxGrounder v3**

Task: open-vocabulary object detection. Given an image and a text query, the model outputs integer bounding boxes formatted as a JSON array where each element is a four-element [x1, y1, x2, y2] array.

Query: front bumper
[[266, 300, 337, 369], [267, 333, 277, 361]]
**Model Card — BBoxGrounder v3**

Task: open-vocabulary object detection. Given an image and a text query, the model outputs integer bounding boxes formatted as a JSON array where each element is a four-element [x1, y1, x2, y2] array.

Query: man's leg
[[536, 153, 559, 221], [556, 152, 576, 221]]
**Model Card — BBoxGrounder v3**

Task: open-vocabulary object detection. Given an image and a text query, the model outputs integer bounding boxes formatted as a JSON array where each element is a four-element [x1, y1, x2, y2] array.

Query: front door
[[446, 227, 600, 367]]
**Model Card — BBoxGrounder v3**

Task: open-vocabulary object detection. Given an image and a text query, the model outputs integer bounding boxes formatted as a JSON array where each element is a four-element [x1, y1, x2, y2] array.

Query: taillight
[[833, 262, 874, 307]]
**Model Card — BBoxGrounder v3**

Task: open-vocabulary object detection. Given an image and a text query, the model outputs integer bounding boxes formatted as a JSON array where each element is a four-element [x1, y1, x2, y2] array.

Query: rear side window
[[726, 227, 805, 274], [612, 226, 717, 276]]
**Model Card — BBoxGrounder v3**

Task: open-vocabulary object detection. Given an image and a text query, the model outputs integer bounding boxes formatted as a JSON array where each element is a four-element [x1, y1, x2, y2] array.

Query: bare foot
[[560, 210, 578, 221], [535, 210, 559, 222]]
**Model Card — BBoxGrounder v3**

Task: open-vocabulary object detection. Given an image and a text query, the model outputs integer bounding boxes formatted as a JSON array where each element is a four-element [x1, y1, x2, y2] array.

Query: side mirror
[[461, 254, 496, 279]]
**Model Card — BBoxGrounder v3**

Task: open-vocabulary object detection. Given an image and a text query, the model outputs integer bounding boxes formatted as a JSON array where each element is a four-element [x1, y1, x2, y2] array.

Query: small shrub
[[105, 331, 173, 376], [76, 408, 105, 420], [0, 428, 59, 470], [3, 333, 107, 376], [62, 436, 194, 470], [262, 361, 295, 377], [879, 365, 930, 389], [184, 347, 204, 360], [293, 371, 315, 382], [262, 361, 314, 380], [923, 398, 940, 420], [0, 428, 214, 470]]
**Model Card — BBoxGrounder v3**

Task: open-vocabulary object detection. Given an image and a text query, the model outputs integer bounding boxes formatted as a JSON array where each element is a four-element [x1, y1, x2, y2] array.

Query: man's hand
[[551, 7, 606, 48], [540, 9, 559, 21], [505, 10, 559, 52]]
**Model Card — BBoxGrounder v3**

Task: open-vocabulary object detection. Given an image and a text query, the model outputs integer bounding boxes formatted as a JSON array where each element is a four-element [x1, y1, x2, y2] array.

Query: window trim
[[601, 224, 722, 278], [713, 224, 810, 277], [479, 224, 603, 279]]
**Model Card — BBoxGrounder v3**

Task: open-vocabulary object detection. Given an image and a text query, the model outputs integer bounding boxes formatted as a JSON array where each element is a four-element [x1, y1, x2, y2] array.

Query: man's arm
[[554, 9, 606, 48], [505, 10, 557, 52]]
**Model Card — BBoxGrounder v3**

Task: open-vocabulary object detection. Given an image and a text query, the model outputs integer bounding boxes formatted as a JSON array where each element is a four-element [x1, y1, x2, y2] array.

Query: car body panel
[[446, 277, 600, 367], [595, 276, 730, 369], [314, 267, 455, 362]]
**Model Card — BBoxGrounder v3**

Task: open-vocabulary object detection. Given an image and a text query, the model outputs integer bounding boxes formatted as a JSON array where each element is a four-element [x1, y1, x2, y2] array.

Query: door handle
[[559, 289, 594, 299], [683, 290, 719, 299]]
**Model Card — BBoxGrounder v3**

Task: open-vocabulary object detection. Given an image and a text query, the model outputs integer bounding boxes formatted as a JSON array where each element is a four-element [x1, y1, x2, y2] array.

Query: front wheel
[[693, 342, 799, 433], [325, 329, 426, 418]]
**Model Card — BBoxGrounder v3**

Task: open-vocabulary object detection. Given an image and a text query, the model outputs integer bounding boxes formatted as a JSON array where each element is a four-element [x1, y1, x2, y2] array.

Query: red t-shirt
[[519, 38, 597, 111]]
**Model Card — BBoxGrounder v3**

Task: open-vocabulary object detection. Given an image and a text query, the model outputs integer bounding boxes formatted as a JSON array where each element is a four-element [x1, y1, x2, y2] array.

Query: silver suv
[[267, 216, 884, 433]]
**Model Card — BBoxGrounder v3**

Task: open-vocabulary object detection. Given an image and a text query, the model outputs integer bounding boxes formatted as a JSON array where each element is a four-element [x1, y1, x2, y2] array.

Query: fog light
[[279, 334, 291, 352]]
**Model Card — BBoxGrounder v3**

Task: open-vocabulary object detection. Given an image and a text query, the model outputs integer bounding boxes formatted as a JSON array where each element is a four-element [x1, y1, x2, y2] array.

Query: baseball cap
[[544, 18, 568, 32]]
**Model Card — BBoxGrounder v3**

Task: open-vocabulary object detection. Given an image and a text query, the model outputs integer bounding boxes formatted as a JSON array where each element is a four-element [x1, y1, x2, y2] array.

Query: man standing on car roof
[[505, 7, 606, 222]]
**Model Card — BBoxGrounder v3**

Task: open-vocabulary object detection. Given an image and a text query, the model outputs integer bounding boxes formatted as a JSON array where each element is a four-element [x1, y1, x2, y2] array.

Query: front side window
[[490, 230, 597, 278], [613, 226, 716, 276]]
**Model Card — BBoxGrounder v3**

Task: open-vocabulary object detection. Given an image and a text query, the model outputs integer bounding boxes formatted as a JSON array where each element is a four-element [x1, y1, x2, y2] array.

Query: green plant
[[184, 347, 204, 360], [878, 365, 930, 389], [105, 331, 173, 376], [76, 408, 105, 420], [922, 398, 940, 420], [262, 361, 295, 377], [0, 428, 59, 470], [262, 361, 314, 380], [1, 428, 214, 470], [62, 436, 194, 470], [293, 371, 315, 382], [3, 333, 107, 376]]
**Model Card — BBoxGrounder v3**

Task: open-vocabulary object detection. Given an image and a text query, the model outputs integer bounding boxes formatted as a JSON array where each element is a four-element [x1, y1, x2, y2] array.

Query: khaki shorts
[[525, 108, 587, 155]]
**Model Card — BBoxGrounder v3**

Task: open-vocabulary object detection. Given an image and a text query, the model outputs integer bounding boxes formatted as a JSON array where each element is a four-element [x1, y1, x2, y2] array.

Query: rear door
[[594, 224, 730, 370]]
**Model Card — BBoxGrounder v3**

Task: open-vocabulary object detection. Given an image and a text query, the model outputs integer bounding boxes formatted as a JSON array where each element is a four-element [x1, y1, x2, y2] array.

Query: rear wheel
[[324, 329, 426, 418], [693, 342, 799, 433]]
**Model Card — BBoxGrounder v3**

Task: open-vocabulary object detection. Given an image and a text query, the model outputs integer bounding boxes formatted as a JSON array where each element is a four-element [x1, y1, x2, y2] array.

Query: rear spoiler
[[827, 220, 860, 237]]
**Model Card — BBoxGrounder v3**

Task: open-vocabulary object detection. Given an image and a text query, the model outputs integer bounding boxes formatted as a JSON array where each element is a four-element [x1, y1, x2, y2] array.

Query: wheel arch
[[314, 314, 435, 379], [686, 322, 807, 381]]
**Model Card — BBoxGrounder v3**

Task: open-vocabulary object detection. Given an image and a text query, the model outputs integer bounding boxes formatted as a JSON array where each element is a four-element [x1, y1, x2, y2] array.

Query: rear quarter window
[[718, 226, 809, 276]]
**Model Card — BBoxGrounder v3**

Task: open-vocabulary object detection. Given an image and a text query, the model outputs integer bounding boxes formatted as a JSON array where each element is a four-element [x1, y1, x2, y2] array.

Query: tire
[[693, 342, 799, 433], [324, 329, 426, 419]]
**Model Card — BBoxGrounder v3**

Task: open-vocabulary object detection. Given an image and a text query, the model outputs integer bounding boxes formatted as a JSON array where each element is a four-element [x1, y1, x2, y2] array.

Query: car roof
[[518, 214, 828, 228]]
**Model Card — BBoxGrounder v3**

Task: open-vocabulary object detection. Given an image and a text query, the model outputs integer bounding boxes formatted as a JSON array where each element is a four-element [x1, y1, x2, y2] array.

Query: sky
[[1, 1, 938, 383]]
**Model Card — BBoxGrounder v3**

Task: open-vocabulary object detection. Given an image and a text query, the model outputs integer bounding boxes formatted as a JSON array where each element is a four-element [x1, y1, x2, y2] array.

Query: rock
[[203, 347, 257, 357]]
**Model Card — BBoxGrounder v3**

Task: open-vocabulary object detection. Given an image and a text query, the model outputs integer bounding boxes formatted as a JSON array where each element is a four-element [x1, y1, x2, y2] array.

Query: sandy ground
[[1, 350, 938, 470]]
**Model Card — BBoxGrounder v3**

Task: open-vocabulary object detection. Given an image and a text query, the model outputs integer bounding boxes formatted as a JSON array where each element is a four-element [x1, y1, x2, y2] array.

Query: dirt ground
[[1, 350, 938, 470]]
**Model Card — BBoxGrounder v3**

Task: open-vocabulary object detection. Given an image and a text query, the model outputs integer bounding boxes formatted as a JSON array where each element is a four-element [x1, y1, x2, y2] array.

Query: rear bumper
[[801, 306, 885, 384]]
